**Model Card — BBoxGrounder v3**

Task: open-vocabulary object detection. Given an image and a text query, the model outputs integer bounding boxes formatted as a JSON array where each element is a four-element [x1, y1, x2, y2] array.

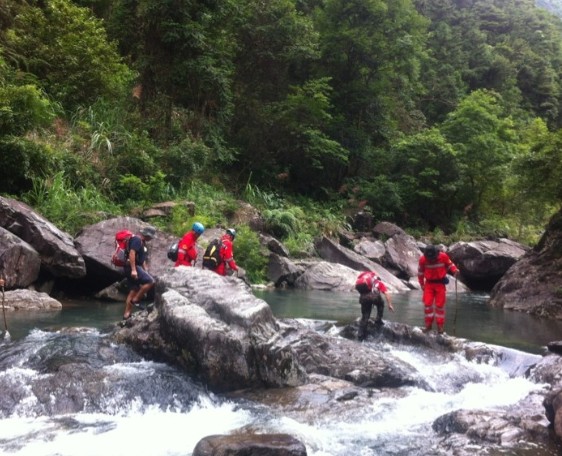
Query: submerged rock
[[193, 433, 308, 456]]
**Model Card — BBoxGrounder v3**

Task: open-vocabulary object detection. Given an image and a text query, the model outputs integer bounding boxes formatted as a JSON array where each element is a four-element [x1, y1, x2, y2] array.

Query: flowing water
[[0, 290, 560, 455]]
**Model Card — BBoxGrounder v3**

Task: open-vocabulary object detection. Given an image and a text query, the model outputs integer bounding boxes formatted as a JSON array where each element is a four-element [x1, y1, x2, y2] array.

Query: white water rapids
[[0, 328, 548, 456]]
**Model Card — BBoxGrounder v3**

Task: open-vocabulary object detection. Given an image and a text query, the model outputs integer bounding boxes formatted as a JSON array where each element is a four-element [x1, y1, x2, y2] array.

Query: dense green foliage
[[3, 0, 562, 281]]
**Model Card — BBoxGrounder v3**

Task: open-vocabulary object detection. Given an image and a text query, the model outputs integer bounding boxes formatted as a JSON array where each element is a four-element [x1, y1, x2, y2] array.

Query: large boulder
[[74, 216, 177, 282], [314, 236, 410, 292], [293, 261, 359, 292], [0, 196, 86, 279], [353, 237, 386, 263], [382, 233, 422, 280], [448, 239, 529, 291], [489, 210, 562, 319], [0, 289, 62, 311], [0, 227, 41, 288], [155, 267, 307, 392], [268, 253, 306, 287], [280, 321, 422, 388]]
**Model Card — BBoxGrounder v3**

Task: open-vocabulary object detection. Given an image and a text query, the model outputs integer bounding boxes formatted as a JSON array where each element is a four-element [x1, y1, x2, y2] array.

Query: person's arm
[[187, 245, 198, 266], [418, 258, 425, 288], [384, 291, 394, 312], [129, 249, 137, 278], [445, 254, 459, 276], [222, 241, 239, 274]]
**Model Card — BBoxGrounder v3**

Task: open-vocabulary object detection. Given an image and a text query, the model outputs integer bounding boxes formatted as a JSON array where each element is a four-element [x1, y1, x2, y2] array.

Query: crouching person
[[355, 271, 394, 341]]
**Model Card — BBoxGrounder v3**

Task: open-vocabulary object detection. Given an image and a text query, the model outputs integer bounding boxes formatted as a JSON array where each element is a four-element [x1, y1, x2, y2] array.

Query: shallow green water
[[2, 289, 560, 355], [254, 288, 562, 354]]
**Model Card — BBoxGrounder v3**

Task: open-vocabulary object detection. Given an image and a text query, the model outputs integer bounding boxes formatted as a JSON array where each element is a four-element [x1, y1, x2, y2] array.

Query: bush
[[0, 137, 57, 194], [234, 225, 268, 283]]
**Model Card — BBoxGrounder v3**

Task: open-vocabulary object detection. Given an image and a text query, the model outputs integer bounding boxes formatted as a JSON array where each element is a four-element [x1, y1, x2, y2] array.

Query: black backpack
[[167, 240, 179, 262], [202, 239, 222, 269]]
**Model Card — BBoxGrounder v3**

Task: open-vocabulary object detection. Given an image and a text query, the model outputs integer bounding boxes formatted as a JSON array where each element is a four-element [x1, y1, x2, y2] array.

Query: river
[[0, 289, 560, 455]]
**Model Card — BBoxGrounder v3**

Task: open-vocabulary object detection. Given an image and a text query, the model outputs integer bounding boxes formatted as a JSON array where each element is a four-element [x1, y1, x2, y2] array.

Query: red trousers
[[423, 282, 447, 327]]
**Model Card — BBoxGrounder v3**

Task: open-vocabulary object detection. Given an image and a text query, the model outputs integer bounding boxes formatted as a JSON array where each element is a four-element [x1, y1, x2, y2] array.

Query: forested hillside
[[2, 0, 562, 256], [537, 0, 562, 18]]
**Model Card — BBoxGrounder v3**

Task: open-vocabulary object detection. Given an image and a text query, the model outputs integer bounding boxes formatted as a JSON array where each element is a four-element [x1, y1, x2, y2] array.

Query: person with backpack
[[418, 244, 459, 334], [175, 222, 205, 267], [122, 226, 156, 324], [355, 271, 394, 341], [204, 228, 239, 276]]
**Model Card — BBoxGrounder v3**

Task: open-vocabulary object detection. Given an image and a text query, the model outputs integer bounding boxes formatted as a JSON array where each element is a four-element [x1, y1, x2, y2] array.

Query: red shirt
[[418, 252, 458, 286], [215, 234, 238, 276], [175, 230, 199, 267]]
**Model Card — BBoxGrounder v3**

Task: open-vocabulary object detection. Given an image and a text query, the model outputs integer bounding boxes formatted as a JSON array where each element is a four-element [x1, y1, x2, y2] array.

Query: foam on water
[[0, 398, 253, 456]]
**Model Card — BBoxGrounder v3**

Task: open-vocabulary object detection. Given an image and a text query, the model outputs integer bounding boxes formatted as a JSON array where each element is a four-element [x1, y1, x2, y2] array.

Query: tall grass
[[22, 172, 122, 235]]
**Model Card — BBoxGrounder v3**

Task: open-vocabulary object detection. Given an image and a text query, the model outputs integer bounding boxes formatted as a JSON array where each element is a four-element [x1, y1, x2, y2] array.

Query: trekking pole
[[1, 281, 9, 340], [453, 277, 458, 336]]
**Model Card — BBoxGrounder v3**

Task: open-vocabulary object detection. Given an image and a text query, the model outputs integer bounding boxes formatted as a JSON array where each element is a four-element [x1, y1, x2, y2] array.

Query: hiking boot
[[422, 325, 432, 333], [374, 319, 384, 327], [437, 326, 445, 335]]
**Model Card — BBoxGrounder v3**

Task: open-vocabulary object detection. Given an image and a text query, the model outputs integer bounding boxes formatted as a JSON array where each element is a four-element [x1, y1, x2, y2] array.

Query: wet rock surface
[[111, 267, 562, 454]]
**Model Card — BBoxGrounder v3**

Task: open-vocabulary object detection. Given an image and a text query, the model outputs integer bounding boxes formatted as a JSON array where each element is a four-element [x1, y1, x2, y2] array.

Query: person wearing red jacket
[[355, 271, 394, 341], [175, 222, 205, 267], [215, 228, 239, 276], [418, 244, 459, 334]]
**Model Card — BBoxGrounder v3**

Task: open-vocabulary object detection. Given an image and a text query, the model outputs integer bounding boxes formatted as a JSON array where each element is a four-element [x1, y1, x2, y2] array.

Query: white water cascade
[[0, 328, 548, 456]]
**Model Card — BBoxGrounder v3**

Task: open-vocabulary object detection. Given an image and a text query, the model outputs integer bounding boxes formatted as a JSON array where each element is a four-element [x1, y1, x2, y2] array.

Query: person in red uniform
[[175, 222, 205, 267], [355, 271, 394, 341], [418, 244, 459, 334], [215, 228, 239, 276]]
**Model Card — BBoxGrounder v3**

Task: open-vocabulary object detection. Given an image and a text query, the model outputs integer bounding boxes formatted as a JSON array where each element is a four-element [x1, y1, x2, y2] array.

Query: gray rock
[[1, 289, 62, 311], [0, 227, 41, 288], [353, 237, 386, 262], [314, 236, 409, 292], [489, 210, 562, 318], [193, 433, 307, 456], [383, 233, 422, 279], [449, 239, 529, 290], [74, 216, 177, 281], [293, 261, 358, 292], [156, 267, 307, 392], [0, 196, 86, 278], [268, 253, 305, 287]]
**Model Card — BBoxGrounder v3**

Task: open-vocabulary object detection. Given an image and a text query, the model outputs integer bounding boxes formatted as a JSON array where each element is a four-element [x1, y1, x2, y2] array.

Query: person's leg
[[434, 285, 447, 333], [374, 296, 384, 325], [422, 285, 436, 332], [131, 267, 155, 303], [123, 269, 138, 319], [358, 294, 373, 341], [133, 282, 154, 303]]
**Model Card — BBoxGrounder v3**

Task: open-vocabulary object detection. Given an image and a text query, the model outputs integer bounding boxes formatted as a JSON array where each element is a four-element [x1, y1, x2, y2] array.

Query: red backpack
[[111, 230, 133, 267], [355, 272, 380, 294]]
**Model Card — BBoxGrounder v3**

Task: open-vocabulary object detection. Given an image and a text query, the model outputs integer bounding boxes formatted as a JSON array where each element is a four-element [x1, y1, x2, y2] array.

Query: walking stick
[[1, 282, 9, 340], [453, 277, 458, 336]]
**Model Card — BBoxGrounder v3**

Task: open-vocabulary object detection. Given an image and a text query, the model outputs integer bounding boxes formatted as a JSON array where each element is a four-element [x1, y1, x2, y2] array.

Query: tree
[[387, 128, 460, 230], [314, 0, 428, 176], [4, 0, 132, 111], [229, 0, 325, 187], [440, 89, 517, 219], [118, 0, 238, 143]]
